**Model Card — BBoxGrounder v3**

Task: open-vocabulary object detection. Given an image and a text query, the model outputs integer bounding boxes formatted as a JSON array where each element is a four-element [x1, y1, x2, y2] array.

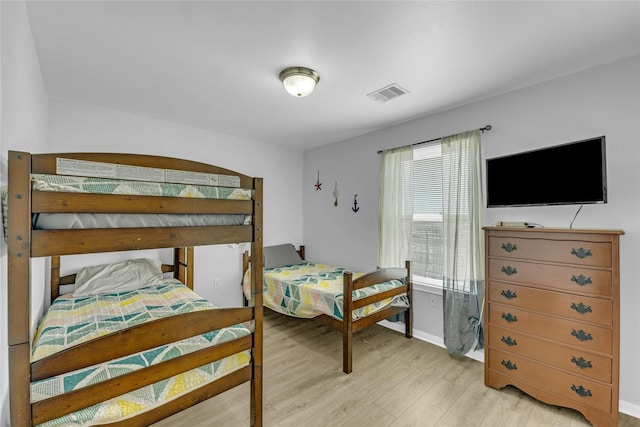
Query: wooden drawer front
[[488, 282, 612, 326], [489, 326, 612, 382], [488, 237, 611, 267], [488, 348, 612, 412], [488, 259, 612, 297], [489, 303, 612, 354]]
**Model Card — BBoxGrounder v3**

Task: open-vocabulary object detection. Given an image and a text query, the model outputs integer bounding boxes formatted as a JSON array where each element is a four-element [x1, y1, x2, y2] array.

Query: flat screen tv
[[486, 136, 607, 207]]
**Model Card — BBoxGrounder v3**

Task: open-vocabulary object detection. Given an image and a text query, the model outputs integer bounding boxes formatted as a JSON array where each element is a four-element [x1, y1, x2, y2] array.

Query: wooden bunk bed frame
[[243, 246, 412, 374], [7, 151, 264, 426]]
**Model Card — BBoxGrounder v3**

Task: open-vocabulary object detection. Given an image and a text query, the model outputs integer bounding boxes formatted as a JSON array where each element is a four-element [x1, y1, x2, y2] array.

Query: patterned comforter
[[243, 262, 408, 320], [31, 174, 252, 200], [1, 174, 253, 237], [32, 280, 251, 427]]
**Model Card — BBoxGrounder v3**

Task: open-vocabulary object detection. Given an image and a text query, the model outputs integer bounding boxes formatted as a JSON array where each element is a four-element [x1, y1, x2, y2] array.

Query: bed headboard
[[49, 247, 195, 302]]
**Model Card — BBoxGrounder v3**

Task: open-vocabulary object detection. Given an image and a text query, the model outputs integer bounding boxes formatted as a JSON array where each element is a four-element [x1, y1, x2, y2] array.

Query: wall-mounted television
[[486, 136, 607, 208]]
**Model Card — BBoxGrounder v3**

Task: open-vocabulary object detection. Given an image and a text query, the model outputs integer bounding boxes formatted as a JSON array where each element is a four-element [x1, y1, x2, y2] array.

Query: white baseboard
[[620, 400, 640, 420], [379, 321, 638, 421], [378, 319, 484, 362]]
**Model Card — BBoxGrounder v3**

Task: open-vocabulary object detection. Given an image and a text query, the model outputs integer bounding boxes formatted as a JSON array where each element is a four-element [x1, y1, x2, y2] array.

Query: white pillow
[[73, 258, 165, 297]]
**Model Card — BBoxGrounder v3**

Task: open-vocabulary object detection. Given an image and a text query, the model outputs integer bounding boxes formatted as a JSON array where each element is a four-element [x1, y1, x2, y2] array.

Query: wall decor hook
[[352, 194, 360, 212], [314, 170, 322, 191], [333, 181, 339, 206]]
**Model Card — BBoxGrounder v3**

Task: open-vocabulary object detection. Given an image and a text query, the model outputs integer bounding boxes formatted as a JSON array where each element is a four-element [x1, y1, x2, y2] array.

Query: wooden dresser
[[484, 227, 623, 426]]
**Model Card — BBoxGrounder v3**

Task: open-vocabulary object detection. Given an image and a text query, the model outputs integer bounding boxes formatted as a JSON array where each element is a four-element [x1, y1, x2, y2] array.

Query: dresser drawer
[[488, 236, 611, 267], [488, 259, 612, 297], [488, 282, 612, 326], [489, 325, 612, 382], [488, 348, 612, 413], [489, 303, 612, 354]]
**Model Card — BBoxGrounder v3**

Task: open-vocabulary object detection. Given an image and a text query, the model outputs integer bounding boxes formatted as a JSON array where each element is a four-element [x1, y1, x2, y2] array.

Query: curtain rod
[[376, 125, 492, 155]]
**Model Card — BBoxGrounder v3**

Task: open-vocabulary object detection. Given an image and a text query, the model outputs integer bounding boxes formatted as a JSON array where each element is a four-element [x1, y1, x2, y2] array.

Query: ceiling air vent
[[367, 83, 409, 103]]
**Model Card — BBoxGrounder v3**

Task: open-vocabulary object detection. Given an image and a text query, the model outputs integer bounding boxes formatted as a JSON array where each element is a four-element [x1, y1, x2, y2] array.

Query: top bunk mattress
[[2, 172, 253, 233], [31, 173, 252, 200]]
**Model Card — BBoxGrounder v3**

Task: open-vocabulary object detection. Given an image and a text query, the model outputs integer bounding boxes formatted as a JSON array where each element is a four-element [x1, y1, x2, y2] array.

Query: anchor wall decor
[[352, 194, 359, 212]]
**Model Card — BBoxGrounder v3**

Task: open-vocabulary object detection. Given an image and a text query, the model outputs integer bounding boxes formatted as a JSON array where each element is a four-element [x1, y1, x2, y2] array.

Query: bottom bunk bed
[[242, 244, 412, 374], [30, 252, 255, 427]]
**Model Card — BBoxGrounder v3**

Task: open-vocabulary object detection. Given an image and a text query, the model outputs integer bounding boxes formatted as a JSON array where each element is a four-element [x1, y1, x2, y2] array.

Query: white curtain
[[441, 130, 485, 356], [377, 146, 414, 268]]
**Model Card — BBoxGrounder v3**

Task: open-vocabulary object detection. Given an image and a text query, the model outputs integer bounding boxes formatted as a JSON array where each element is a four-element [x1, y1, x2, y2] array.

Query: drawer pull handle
[[501, 289, 517, 299], [571, 384, 592, 398], [571, 274, 593, 286], [501, 243, 518, 253], [570, 247, 592, 259], [571, 302, 593, 314], [571, 329, 593, 342], [501, 313, 518, 323], [501, 360, 517, 370], [571, 356, 593, 369], [501, 336, 518, 346], [501, 266, 518, 276]]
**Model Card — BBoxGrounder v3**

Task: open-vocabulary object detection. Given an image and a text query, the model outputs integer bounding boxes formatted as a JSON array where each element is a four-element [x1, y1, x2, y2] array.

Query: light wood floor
[[154, 309, 640, 427]]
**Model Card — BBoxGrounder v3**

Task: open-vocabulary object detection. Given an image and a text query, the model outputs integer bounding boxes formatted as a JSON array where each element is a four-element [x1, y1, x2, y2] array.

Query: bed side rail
[[30, 307, 255, 425], [32, 191, 252, 215], [351, 267, 407, 290], [32, 225, 252, 257], [31, 307, 254, 380]]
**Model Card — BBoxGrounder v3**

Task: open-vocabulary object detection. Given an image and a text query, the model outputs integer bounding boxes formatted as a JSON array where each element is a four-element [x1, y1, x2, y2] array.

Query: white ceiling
[[25, 1, 640, 151]]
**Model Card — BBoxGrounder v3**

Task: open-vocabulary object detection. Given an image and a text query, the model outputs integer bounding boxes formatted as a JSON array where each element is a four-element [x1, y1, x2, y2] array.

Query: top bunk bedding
[[30, 173, 251, 229], [4, 164, 253, 230], [3, 153, 259, 255]]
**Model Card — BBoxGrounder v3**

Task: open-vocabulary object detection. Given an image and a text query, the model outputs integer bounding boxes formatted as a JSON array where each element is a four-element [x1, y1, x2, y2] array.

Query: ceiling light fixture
[[279, 66, 320, 97]]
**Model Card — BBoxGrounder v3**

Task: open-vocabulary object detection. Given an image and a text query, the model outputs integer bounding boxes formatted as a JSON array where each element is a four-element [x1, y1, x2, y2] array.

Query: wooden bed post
[[405, 260, 413, 338], [242, 250, 250, 307], [51, 256, 61, 303], [250, 177, 263, 427], [343, 271, 353, 374], [7, 151, 33, 426], [174, 247, 194, 290]]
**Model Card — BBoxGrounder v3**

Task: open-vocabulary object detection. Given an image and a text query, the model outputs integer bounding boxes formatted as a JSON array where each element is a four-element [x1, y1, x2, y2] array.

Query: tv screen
[[486, 136, 607, 207]]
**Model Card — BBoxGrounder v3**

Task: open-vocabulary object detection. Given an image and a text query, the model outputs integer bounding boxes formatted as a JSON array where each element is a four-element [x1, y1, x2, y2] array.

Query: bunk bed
[[242, 244, 412, 374], [5, 151, 264, 426]]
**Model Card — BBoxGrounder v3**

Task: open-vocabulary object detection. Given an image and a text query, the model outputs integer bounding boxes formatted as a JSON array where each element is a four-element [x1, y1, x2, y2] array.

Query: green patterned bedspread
[[32, 280, 251, 427], [243, 262, 407, 320], [31, 174, 251, 200], [0, 175, 252, 238]]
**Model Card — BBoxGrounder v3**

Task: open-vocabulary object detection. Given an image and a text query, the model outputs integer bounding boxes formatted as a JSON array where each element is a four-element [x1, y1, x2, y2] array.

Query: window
[[379, 130, 485, 355], [410, 142, 443, 285]]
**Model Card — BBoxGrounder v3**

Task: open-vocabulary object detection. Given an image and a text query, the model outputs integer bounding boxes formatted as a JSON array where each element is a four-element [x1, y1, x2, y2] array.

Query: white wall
[[48, 99, 304, 307], [0, 1, 49, 425], [303, 55, 640, 417]]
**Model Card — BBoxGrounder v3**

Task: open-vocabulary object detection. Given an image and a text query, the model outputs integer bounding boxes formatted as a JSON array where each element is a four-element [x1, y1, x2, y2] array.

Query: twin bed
[[6, 151, 264, 426], [5, 150, 413, 426], [243, 244, 413, 374]]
